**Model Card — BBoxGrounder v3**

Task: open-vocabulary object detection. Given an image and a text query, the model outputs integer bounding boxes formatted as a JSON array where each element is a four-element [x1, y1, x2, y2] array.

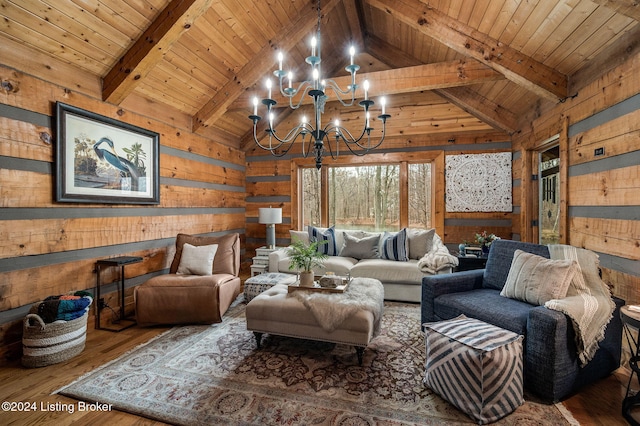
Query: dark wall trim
[[0, 103, 51, 127], [569, 150, 640, 177], [0, 207, 245, 220], [569, 206, 639, 221], [569, 93, 640, 137], [445, 218, 513, 227]]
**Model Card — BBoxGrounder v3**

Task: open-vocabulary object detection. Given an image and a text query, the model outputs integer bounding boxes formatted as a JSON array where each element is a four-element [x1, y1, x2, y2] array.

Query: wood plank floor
[[0, 320, 633, 425]]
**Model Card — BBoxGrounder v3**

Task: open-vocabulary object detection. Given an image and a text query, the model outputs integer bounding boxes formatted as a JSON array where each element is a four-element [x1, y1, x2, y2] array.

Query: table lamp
[[258, 207, 282, 249]]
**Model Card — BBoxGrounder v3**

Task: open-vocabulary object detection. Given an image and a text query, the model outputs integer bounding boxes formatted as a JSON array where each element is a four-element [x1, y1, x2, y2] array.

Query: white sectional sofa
[[268, 226, 458, 303]]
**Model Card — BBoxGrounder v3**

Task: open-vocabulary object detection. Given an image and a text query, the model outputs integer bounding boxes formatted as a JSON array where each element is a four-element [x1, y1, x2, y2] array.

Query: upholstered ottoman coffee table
[[423, 316, 524, 424], [245, 278, 384, 365], [243, 272, 298, 302]]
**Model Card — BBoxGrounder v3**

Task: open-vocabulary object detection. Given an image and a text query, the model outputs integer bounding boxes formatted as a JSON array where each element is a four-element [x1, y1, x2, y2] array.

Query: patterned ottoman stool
[[423, 315, 524, 424], [243, 272, 297, 302]]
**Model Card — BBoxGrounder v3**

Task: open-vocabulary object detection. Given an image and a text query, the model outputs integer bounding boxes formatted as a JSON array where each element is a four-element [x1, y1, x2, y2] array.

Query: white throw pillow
[[500, 249, 577, 305], [289, 230, 309, 244], [176, 243, 218, 275]]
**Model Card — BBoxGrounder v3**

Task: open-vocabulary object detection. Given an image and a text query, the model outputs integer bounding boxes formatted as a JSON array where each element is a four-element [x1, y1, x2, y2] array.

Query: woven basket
[[22, 311, 88, 368]]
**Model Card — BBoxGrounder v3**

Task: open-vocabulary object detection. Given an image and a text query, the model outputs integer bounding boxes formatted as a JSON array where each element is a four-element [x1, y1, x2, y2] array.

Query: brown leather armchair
[[134, 233, 241, 326]]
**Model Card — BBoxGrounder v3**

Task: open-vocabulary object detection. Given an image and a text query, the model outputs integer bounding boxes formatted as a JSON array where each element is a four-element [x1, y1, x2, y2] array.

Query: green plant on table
[[286, 239, 328, 272]]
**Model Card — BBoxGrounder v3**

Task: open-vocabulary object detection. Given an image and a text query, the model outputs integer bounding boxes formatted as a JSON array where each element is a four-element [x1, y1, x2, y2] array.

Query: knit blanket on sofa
[[417, 234, 459, 274], [292, 278, 384, 334], [544, 244, 616, 366]]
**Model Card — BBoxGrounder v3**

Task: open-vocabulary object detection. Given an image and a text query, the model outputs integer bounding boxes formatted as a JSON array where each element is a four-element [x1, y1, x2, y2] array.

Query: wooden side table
[[95, 256, 142, 332], [621, 305, 640, 426]]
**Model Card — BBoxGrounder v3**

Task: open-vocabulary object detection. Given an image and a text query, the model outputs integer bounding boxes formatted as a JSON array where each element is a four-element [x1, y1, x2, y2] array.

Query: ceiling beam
[[365, 33, 518, 135], [192, 0, 342, 134], [433, 87, 518, 135], [366, 0, 568, 101], [343, 0, 365, 49], [589, 0, 640, 21], [102, 0, 213, 104], [230, 60, 504, 110]]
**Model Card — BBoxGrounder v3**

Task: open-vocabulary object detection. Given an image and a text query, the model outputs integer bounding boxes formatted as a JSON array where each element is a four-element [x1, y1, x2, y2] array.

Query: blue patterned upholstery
[[421, 239, 624, 402]]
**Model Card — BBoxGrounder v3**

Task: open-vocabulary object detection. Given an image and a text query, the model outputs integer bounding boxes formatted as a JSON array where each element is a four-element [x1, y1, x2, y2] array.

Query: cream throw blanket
[[291, 278, 384, 335], [417, 234, 459, 274], [544, 244, 615, 366]]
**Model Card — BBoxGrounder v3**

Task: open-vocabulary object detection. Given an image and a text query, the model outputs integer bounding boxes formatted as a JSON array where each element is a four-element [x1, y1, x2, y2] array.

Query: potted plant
[[287, 239, 328, 287], [474, 231, 499, 256]]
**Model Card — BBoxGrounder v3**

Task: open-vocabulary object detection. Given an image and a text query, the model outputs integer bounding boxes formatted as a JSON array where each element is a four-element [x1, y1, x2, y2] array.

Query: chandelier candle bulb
[[288, 72, 293, 88], [363, 80, 370, 100], [349, 46, 355, 65], [266, 79, 272, 100], [278, 52, 283, 71], [381, 97, 386, 115], [253, 97, 258, 115], [311, 36, 317, 56]]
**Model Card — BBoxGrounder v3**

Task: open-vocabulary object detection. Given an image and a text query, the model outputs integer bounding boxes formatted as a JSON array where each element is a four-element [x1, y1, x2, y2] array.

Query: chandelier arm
[[252, 122, 287, 152], [279, 81, 315, 110]]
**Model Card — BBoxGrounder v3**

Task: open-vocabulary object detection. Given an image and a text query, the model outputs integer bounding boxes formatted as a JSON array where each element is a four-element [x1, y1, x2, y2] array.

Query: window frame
[[291, 151, 445, 236]]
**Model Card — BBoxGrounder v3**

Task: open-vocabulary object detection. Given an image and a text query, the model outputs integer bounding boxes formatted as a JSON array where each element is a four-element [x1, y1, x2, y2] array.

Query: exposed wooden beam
[[231, 60, 504, 110], [192, 0, 342, 134], [366, 0, 568, 101], [102, 0, 213, 104], [433, 87, 518, 135], [343, 0, 365, 49], [365, 32, 518, 137], [590, 0, 640, 21]]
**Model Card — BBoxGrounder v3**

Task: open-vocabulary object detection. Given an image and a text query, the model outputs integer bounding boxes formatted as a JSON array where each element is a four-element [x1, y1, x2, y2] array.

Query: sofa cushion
[[483, 240, 550, 290], [340, 232, 379, 259], [501, 250, 577, 305], [380, 229, 409, 261], [406, 227, 435, 259], [350, 258, 424, 284], [308, 226, 338, 256], [433, 289, 531, 335], [170, 233, 239, 276], [176, 243, 218, 275]]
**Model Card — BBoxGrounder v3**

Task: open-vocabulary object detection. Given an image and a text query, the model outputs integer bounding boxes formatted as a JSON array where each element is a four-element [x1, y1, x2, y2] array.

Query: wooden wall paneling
[[160, 153, 245, 187], [570, 108, 640, 166], [0, 213, 245, 259], [569, 217, 639, 260], [569, 166, 640, 206], [559, 115, 569, 244], [0, 116, 52, 162]]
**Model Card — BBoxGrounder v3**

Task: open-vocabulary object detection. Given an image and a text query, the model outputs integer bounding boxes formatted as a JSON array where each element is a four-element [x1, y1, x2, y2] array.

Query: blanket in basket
[[22, 294, 92, 368]]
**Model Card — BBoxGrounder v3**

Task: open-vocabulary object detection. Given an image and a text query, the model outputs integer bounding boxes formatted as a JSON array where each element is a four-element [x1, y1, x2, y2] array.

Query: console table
[[455, 254, 488, 272], [95, 256, 142, 332]]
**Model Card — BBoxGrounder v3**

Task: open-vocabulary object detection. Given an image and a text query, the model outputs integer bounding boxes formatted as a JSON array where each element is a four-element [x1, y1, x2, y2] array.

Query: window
[[298, 159, 433, 232]]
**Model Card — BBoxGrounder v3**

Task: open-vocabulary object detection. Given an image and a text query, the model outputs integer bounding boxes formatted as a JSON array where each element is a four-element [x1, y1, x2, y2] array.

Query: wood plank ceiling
[[1, 0, 638, 149]]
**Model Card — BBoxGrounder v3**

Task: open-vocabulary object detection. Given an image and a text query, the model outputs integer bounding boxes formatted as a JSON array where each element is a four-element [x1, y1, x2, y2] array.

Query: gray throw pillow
[[406, 228, 436, 259], [340, 232, 379, 260]]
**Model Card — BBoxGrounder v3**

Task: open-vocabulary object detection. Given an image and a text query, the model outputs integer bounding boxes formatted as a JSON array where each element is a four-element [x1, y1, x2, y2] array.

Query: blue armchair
[[421, 239, 624, 402]]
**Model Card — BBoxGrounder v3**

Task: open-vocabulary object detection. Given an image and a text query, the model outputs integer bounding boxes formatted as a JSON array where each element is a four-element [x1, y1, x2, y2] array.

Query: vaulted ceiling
[[2, 0, 639, 150]]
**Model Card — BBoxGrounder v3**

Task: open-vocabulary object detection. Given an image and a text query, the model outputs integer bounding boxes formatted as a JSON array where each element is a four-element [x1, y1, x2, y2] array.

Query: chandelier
[[248, 0, 390, 169]]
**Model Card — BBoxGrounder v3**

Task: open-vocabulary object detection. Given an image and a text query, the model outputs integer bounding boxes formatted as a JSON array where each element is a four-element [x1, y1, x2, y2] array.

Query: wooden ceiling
[[2, 0, 639, 149]]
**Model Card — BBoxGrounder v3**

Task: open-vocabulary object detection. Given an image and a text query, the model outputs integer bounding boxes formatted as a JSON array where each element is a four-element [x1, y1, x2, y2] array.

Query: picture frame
[[56, 102, 160, 204]]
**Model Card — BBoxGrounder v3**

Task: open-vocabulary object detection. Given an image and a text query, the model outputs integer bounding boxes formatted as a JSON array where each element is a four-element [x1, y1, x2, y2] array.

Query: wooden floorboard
[[0, 319, 632, 425]]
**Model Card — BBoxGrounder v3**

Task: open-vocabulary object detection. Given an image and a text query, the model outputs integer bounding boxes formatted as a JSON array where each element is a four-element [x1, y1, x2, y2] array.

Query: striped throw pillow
[[380, 228, 409, 261], [307, 226, 338, 256]]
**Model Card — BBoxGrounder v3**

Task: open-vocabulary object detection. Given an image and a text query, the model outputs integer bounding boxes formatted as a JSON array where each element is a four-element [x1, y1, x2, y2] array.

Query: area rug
[[56, 298, 572, 425]]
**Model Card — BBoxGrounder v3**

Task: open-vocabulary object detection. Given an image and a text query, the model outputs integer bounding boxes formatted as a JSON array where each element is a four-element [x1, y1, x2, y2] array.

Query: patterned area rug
[[57, 299, 572, 425]]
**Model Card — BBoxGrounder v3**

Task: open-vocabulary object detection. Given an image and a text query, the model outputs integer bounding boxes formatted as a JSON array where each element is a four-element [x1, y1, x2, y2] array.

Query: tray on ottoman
[[423, 315, 524, 424]]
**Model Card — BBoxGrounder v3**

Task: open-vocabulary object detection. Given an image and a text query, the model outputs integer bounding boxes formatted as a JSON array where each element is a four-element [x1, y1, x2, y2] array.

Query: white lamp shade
[[258, 207, 282, 224]]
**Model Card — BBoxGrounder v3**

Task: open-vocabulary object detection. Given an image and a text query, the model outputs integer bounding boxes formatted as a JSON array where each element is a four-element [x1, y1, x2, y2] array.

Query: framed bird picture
[[55, 102, 160, 204]]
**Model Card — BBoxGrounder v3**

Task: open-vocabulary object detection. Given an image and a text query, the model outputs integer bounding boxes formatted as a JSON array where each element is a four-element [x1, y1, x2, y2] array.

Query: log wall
[[0, 65, 245, 363], [513, 48, 640, 304]]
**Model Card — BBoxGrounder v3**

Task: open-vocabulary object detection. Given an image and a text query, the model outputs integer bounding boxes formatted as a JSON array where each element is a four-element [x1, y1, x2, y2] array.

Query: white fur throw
[[291, 278, 384, 334], [417, 234, 459, 274]]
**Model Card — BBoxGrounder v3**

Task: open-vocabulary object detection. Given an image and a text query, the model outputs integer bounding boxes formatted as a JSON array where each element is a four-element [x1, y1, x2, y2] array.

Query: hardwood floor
[[0, 321, 632, 425]]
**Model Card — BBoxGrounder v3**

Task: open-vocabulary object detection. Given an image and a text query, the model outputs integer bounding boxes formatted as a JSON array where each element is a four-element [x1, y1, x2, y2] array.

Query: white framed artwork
[[446, 153, 512, 212]]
